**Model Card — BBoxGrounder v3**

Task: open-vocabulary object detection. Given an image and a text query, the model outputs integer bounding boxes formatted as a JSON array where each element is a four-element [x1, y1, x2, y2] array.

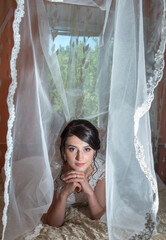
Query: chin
[[75, 166, 86, 171], [75, 164, 90, 172]]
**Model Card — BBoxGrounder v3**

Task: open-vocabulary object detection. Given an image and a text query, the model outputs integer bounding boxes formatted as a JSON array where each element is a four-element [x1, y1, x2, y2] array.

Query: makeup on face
[[64, 135, 96, 172]]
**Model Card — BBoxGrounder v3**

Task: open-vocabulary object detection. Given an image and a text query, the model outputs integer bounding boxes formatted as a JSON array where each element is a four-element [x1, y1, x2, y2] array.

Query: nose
[[76, 150, 84, 161]]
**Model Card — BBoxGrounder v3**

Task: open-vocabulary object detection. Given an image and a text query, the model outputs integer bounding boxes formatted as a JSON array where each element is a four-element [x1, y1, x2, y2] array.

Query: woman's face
[[64, 135, 96, 172]]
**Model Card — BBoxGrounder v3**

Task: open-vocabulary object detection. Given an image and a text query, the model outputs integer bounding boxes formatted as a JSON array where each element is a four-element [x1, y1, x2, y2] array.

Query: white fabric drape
[[106, 1, 166, 239], [2, 0, 166, 239]]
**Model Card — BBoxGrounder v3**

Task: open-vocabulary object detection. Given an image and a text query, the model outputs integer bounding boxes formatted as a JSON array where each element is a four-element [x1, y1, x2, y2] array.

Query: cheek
[[65, 151, 75, 160], [86, 152, 95, 161]]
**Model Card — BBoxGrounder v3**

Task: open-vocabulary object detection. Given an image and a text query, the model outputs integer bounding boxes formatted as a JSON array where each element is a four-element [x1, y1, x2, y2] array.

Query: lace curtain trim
[[1, 1, 25, 240], [133, 0, 166, 236], [24, 224, 44, 240], [129, 213, 155, 240]]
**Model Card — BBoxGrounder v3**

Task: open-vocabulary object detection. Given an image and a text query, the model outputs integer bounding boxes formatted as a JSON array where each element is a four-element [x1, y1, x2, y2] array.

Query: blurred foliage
[[48, 36, 113, 126]]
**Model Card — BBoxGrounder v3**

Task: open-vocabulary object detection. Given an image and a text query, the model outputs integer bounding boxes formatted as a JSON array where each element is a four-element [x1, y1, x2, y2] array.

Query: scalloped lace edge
[[134, 0, 166, 220], [1, 1, 25, 240], [2, 1, 44, 239], [25, 224, 44, 240]]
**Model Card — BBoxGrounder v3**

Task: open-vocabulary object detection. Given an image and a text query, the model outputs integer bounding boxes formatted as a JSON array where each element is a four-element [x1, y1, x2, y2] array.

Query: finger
[[75, 186, 82, 193], [63, 173, 84, 181], [63, 174, 84, 181], [64, 171, 84, 177], [75, 182, 82, 193], [65, 178, 84, 183], [65, 181, 82, 189], [75, 187, 81, 193]]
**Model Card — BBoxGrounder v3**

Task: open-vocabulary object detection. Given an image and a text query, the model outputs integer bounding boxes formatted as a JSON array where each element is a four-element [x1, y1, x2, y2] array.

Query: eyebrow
[[65, 144, 90, 148]]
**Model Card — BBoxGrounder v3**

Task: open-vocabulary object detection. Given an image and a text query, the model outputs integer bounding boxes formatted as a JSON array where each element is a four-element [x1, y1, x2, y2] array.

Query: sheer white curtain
[[106, 1, 166, 238], [2, 0, 166, 239]]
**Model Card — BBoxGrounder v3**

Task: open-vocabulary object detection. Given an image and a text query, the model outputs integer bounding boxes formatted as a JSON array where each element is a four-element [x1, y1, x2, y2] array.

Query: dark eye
[[84, 147, 91, 152], [68, 147, 75, 152]]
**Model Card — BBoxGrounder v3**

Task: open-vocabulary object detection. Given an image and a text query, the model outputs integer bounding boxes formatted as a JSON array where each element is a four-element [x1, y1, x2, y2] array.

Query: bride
[[45, 119, 106, 227]]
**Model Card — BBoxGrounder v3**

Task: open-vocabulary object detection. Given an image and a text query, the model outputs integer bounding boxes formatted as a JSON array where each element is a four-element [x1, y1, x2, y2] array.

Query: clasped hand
[[62, 171, 93, 197]]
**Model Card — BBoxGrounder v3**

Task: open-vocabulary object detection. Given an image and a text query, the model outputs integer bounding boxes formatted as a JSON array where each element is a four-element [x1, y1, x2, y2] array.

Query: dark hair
[[60, 119, 100, 162]]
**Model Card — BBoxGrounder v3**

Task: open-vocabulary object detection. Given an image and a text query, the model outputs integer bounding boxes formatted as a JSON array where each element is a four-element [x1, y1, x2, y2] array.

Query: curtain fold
[[2, 0, 166, 239]]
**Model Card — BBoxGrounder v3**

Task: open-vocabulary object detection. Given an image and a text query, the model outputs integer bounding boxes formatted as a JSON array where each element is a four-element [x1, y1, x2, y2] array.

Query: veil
[[2, 0, 166, 239]]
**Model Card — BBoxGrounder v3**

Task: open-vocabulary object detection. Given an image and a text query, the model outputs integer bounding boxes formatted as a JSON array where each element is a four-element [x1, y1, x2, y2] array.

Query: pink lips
[[75, 163, 85, 167]]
